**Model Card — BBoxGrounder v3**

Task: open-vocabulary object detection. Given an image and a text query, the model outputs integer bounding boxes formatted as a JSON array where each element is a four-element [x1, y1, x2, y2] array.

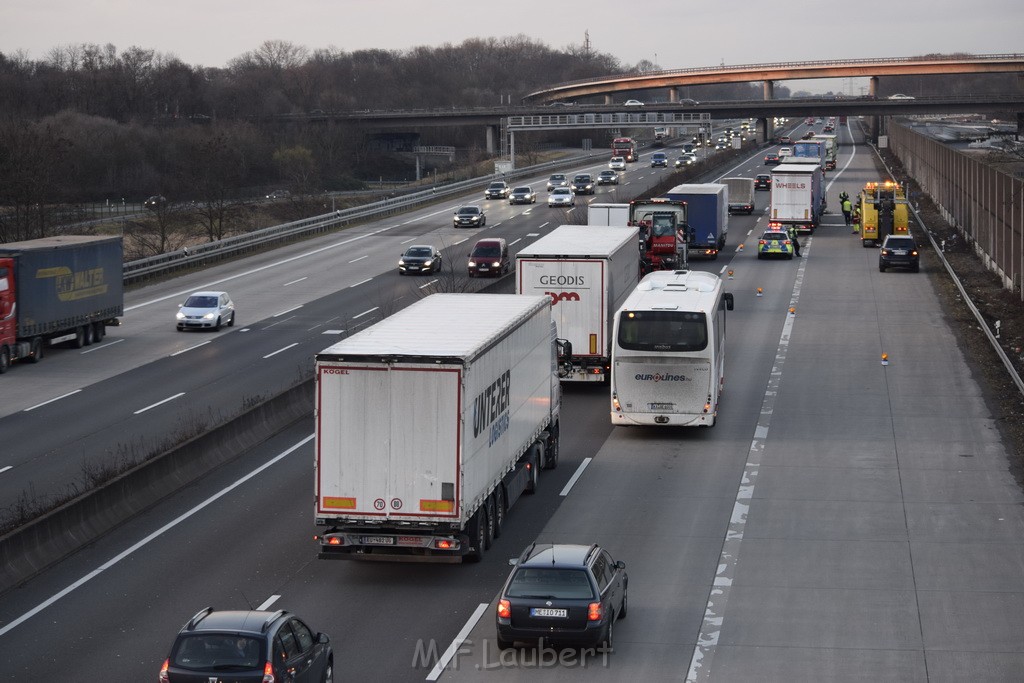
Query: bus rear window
[[617, 310, 707, 352]]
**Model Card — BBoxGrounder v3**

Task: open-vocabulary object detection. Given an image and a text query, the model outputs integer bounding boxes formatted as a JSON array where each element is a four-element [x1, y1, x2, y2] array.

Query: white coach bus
[[610, 269, 734, 427]]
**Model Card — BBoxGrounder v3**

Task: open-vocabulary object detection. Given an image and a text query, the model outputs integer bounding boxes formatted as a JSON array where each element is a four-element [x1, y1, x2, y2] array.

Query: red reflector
[[497, 599, 512, 619], [436, 539, 452, 549], [328, 536, 342, 545]]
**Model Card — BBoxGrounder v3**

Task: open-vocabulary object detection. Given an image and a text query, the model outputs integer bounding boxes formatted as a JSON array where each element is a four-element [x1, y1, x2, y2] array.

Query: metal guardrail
[[122, 149, 615, 283]]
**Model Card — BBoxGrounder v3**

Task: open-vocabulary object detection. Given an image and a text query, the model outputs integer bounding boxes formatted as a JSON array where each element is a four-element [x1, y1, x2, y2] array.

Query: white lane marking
[[353, 307, 378, 319], [719, 265, 728, 275], [263, 343, 299, 359], [0, 434, 314, 638], [559, 458, 593, 497], [419, 279, 438, 290], [348, 255, 368, 263], [127, 233, 378, 311], [746, 229, 753, 236], [349, 278, 373, 288], [274, 305, 303, 317], [687, 240, 810, 683], [258, 595, 281, 611], [453, 238, 468, 246], [509, 238, 522, 246], [81, 338, 125, 354], [537, 222, 549, 229], [283, 277, 307, 287], [171, 341, 211, 356], [134, 392, 186, 415], [0, 466, 13, 474], [400, 237, 418, 244], [526, 232, 540, 237], [24, 389, 82, 412], [491, 222, 502, 228], [322, 329, 345, 335], [426, 602, 489, 681]]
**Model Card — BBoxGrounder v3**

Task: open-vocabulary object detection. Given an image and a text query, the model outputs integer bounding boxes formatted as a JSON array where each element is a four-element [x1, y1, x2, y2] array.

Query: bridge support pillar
[[763, 81, 774, 100], [604, 93, 613, 105], [868, 76, 878, 97], [758, 117, 771, 142], [669, 88, 678, 103], [486, 125, 498, 154], [1017, 112, 1023, 141]]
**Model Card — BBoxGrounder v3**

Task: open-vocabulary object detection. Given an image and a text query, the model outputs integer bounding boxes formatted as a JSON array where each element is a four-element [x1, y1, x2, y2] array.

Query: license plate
[[362, 536, 395, 545], [894, 249, 907, 255], [530, 608, 567, 618], [649, 402, 674, 411]]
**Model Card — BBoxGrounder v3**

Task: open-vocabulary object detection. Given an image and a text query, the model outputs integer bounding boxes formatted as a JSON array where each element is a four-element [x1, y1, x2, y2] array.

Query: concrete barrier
[[0, 381, 314, 596]]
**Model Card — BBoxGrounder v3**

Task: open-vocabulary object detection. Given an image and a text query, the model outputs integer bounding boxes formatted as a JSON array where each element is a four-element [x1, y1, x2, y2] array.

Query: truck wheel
[[492, 488, 505, 539], [29, 337, 43, 363], [543, 427, 559, 470], [525, 448, 539, 494], [93, 322, 105, 341], [484, 496, 495, 550], [83, 323, 94, 346], [464, 509, 486, 563], [73, 326, 86, 348], [0, 347, 9, 374]]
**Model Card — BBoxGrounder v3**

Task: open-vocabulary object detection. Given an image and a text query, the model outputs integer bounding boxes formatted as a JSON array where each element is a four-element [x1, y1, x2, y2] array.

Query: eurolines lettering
[[635, 372, 689, 382], [472, 369, 511, 446]]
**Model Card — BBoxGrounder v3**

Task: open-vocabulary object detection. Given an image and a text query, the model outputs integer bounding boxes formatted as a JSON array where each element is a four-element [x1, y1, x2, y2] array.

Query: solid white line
[[24, 389, 82, 412], [274, 305, 303, 317], [171, 341, 211, 356], [263, 343, 299, 359], [258, 595, 281, 611], [400, 237, 418, 244], [509, 238, 521, 246], [426, 602, 489, 681], [0, 434, 314, 638], [559, 458, 593, 497], [349, 278, 373, 288], [283, 277, 307, 287], [0, 466, 12, 474], [348, 255, 368, 263], [453, 238, 468, 246], [81, 338, 125, 354], [127, 233, 378, 311], [686, 244, 810, 682], [353, 307, 378, 319], [134, 392, 185, 415]]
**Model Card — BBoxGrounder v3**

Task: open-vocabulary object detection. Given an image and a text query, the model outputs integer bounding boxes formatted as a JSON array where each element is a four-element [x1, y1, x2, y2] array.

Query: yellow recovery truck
[[857, 181, 909, 247]]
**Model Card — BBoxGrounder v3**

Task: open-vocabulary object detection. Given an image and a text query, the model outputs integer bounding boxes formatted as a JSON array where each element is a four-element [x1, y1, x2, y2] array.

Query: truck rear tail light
[[588, 602, 603, 621], [326, 535, 343, 546], [435, 539, 454, 550], [612, 395, 621, 411], [497, 599, 512, 619]]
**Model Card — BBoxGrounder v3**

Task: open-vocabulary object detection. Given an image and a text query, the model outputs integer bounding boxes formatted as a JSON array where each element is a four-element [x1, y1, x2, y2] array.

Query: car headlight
[[202, 312, 216, 320], [468, 260, 477, 267], [422, 259, 433, 267], [491, 261, 501, 267], [398, 259, 406, 265], [175, 311, 186, 320]]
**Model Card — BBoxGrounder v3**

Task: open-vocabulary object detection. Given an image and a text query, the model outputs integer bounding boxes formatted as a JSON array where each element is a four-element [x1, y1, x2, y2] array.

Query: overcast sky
[[3, 0, 1021, 93]]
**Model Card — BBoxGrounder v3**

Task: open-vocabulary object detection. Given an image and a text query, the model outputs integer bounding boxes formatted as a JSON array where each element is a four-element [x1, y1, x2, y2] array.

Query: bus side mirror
[[724, 293, 734, 311]]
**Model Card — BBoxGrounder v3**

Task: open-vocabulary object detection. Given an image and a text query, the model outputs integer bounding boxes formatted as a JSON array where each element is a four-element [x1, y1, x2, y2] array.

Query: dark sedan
[[398, 245, 442, 275], [496, 543, 627, 651], [764, 153, 781, 166], [453, 205, 486, 228]]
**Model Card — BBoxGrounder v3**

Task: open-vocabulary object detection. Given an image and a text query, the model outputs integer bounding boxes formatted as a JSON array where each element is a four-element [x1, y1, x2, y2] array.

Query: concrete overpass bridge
[[524, 54, 1024, 103]]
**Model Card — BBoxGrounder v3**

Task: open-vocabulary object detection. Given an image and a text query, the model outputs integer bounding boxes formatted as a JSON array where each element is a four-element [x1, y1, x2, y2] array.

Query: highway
[[1, 122, 1022, 681]]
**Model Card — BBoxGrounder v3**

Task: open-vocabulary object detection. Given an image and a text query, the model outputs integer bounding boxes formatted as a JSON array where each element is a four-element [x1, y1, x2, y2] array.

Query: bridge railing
[[122, 148, 613, 284], [533, 53, 1024, 93]]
